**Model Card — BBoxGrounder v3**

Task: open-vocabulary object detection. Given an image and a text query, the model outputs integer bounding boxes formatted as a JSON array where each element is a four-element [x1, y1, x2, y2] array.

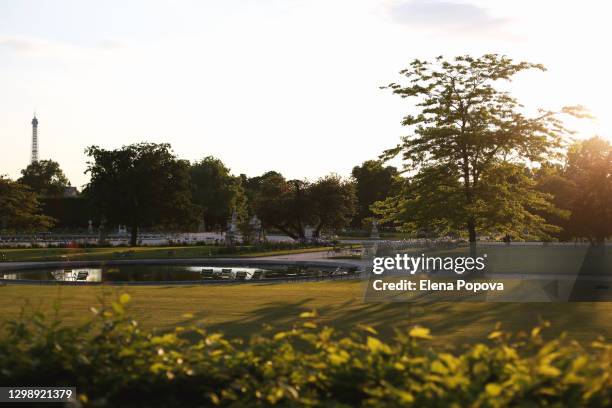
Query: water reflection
[[51, 268, 102, 282], [1, 264, 352, 283]]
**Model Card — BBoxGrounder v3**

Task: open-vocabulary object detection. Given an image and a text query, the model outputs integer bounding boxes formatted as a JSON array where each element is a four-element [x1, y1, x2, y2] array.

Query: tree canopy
[[249, 172, 311, 240], [248, 172, 356, 240], [0, 176, 54, 232], [85, 143, 198, 245], [351, 160, 399, 227], [564, 137, 612, 244], [376, 54, 582, 243], [309, 174, 356, 237], [190, 157, 246, 231], [18, 160, 70, 197]]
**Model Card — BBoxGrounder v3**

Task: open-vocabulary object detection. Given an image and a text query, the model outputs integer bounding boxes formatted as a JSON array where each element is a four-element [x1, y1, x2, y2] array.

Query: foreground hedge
[[1, 296, 611, 407]]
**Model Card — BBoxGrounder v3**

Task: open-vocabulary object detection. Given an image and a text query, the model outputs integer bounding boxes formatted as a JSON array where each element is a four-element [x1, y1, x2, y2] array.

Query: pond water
[[1, 264, 356, 283]]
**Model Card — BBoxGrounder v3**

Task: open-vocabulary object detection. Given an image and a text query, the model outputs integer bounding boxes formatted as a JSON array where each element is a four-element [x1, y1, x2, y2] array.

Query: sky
[[1, 0, 611, 188]]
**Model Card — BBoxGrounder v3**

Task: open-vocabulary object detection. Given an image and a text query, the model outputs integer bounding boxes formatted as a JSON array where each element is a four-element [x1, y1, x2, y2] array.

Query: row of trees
[[2, 54, 611, 246], [84, 144, 371, 245], [6, 129, 609, 247], [190, 158, 399, 237], [2, 146, 397, 245], [536, 137, 612, 244]]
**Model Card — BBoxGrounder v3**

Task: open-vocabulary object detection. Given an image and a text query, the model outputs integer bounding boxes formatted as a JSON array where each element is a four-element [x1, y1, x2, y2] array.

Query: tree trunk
[[314, 222, 323, 238], [467, 218, 477, 257], [460, 149, 477, 258], [130, 224, 138, 247]]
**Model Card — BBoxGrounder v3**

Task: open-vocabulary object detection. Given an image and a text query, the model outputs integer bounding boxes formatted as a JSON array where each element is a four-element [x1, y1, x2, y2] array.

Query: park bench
[[251, 270, 263, 280], [235, 271, 247, 280], [200, 268, 215, 279], [220, 268, 233, 279]]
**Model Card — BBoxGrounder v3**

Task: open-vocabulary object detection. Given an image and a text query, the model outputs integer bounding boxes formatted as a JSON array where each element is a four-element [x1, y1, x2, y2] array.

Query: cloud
[[0, 35, 79, 57], [96, 39, 126, 50], [387, 0, 512, 36], [0, 35, 129, 59], [0, 35, 48, 53]]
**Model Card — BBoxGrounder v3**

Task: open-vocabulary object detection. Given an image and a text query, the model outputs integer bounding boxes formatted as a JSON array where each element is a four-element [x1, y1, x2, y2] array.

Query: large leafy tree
[[0, 176, 54, 232], [41, 196, 95, 230], [377, 54, 581, 246], [309, 175, 356, 237], [190, 157, 246, 231], [248, 172, 355, 240], [351, 160, 399, 227], [250, 172, 312, 240], [563, 137, 612, 244], [533, 163, 574, 241], [18, 160, 70, 197], [85, 143, 198, 245]]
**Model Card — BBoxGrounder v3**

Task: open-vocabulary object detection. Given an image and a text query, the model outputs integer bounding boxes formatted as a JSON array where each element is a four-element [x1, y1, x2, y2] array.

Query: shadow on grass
[[172, 296, 610, 346]]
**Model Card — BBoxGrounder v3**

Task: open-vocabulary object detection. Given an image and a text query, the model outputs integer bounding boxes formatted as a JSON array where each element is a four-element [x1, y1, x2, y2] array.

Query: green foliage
[[248, 172, 312, 239], [379, 54, 585, 242], [309, 174, 357, 237], [0, 176, 54, 232], [190, 156, 247, 230], [85, 143, 199, 245], [351, 160, 400, 228], [41, 196, 95, 230], [534, 137, 612, 243], [564, 137, 612, 244], [533, 163, 575, 241], [18, 159, 70, 198], [247, 172, 356, 240], [1, 298, 610, 407]]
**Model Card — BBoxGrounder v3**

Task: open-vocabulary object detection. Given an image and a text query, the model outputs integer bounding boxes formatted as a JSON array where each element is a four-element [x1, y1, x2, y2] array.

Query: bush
[[1, 297, 610, 407]]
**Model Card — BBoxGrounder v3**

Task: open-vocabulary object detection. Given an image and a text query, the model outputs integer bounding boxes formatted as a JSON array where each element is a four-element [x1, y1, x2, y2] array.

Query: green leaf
[[409, 326, 432, 339], [488, 331, 503, 340], [367, 336, 392, 354], [485, 383, 502, 397]]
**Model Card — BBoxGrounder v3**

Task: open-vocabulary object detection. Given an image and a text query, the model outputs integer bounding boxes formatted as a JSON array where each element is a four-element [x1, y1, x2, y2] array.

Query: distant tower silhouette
[[31, 114, 39, 163]]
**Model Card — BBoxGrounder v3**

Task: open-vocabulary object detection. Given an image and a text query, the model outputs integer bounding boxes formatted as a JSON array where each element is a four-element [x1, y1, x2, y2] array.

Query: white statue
[[229, 210, 238, 233], [250, 215, 261, 230], [250, 215, 262, 241], [370, 220, 380, 239], [225, 209, 238, 245], [304, 225, 315, 242]]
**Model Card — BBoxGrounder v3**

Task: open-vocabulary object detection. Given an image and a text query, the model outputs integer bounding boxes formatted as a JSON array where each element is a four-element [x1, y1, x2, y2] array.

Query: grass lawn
[[0, 245, 332, 262], [1, 281, 610, 346]]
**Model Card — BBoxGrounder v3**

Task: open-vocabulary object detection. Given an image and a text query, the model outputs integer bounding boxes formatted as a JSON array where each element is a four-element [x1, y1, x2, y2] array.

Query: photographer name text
[[372, 279, 504, 292]]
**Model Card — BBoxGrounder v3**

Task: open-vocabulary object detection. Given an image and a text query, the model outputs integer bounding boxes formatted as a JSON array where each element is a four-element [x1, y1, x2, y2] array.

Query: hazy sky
[[1, 0, 610, 188]]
